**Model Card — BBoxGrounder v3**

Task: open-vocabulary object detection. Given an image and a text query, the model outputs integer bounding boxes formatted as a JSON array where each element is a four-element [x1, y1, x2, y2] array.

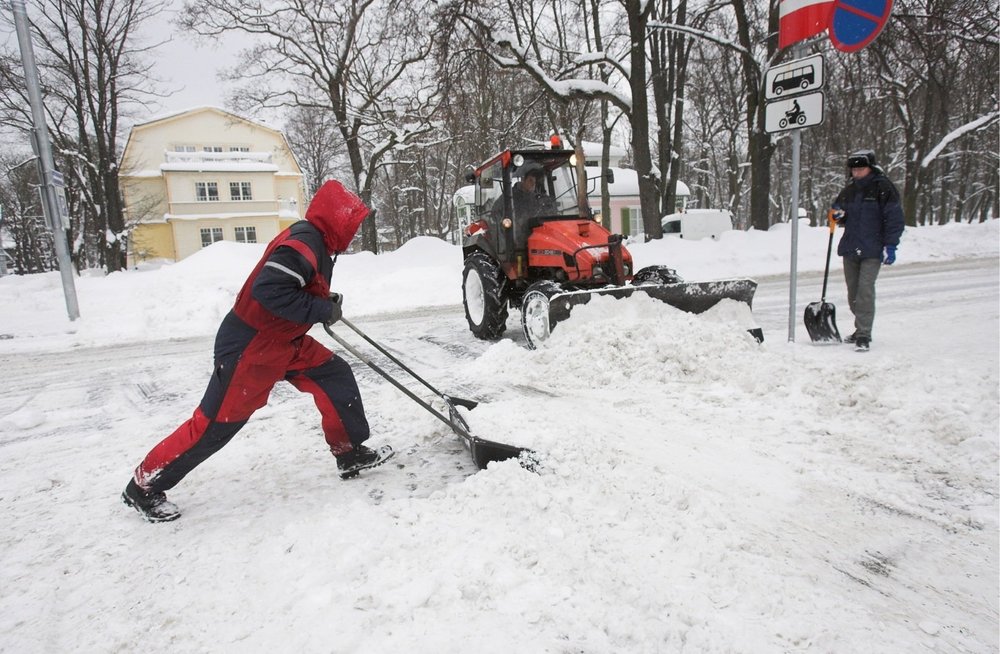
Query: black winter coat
[[833, 172, 905, 260]]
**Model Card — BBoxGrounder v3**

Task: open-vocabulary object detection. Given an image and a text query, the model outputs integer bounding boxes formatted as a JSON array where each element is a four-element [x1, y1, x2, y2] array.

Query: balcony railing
[[165, 151, 273, 164]]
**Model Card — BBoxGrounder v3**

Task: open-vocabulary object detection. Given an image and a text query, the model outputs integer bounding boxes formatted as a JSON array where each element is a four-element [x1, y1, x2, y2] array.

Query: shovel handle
[[827, 209, 838, 234], [323, 323, 475, 441], [338, 317, 478, 410]]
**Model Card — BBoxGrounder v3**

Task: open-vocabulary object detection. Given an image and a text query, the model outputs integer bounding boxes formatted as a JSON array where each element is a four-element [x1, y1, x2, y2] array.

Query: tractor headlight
[[623, 264, 631, 277], [592, 265, 604, 278], [502, 218, 512, 229]]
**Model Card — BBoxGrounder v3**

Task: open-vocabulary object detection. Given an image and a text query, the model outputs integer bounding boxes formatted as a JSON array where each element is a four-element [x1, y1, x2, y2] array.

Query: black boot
[[122, 479, 181, 522], [336, 444, 394, 479]]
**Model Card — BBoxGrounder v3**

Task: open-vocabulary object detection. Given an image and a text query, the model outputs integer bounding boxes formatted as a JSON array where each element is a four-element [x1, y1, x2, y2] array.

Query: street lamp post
[[11, 0, 80, 320]]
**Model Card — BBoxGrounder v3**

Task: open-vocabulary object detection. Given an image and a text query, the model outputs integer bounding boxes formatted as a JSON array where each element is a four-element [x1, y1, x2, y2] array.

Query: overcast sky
[[136, 5, 245, 122]]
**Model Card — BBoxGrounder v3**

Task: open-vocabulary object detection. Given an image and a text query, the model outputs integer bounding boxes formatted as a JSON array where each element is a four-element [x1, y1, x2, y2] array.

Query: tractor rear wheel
[[462, 252, 508, 340], [520, 281, 563, 349]]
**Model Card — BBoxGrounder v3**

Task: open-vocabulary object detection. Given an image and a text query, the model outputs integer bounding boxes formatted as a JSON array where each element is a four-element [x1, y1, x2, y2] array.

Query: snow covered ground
[[0, 221, 997, 652]]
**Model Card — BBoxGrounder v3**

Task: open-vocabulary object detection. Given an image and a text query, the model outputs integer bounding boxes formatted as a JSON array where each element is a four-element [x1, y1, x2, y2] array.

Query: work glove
[[883, 246, 897, 265], [831, 208, 845, 223], [325, 292, 344, 325]]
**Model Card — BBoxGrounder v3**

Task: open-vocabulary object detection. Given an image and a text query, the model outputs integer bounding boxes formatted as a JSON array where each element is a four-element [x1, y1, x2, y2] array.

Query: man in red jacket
[[123, 180, 393, 522]]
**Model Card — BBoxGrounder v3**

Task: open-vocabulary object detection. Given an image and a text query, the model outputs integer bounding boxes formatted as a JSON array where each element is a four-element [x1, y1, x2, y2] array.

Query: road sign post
[[763, 50, 826, 341]]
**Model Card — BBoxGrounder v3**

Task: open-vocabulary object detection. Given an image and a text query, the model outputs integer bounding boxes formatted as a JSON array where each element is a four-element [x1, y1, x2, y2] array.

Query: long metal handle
[[323, 323, 475, 442], [338, 316, 478, 410]]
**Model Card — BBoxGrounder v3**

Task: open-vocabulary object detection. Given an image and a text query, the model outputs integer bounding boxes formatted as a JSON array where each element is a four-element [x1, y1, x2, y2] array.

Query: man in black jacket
[[832, 149, 905, 352]]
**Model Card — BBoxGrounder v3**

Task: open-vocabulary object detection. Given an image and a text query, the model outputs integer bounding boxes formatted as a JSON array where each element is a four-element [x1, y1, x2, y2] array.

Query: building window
[[174, 145, 196, 152], [203, 146, 224, 153], [627, 207, 642, 236], [195, 182, 219, 202], [230, 146, 250, 152], [200, 227, 223, 248], [235, 226, 257, 244], [229, 181, 253, 201]]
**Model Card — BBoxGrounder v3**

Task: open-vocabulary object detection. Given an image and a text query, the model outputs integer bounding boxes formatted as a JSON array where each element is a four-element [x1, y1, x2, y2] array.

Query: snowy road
[[0, 256, 996, 653]]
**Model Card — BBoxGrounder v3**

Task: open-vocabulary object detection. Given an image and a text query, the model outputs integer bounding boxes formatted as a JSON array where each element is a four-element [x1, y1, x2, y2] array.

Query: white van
[[660, 209, 734, 240]]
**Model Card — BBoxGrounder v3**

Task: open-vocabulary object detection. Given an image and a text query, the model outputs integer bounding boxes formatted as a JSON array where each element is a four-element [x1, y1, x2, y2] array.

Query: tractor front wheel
[[520, 281, 563, 349], [463, 252, 508, 340]]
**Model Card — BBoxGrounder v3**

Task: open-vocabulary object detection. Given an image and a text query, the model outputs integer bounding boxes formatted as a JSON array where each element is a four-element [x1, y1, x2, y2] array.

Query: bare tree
[[0, 149, 56, 273], [181, 0, 444, 253], [870, 0, 999, 226], [452, 0, 663, 236], [0, 0, 165, 272], [282, 104, 349, 197]]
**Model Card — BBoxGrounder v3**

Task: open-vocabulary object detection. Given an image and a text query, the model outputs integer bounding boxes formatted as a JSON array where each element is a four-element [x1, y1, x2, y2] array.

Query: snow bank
[[1, 220, 996, 354]]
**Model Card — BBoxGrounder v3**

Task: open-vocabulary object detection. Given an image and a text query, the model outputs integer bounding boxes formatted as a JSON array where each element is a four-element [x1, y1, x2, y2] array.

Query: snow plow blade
[[543, 278, 763, 344]]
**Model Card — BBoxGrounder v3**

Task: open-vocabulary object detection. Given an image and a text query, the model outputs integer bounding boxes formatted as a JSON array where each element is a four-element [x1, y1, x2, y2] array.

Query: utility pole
[[11, 0, 80, 320]]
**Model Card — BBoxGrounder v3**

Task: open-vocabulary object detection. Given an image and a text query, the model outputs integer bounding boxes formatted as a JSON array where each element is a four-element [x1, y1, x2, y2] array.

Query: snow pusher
[[323, 319, 532, 470], [460, 138, 763, 348]]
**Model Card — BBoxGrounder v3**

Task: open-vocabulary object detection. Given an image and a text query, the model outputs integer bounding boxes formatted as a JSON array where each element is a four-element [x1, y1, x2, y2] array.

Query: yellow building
[[119, 107, 306, 265]]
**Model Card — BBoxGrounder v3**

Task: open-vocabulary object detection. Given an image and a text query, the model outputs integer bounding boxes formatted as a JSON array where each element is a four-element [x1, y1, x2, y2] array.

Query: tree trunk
[[626, 0, 662, 239]]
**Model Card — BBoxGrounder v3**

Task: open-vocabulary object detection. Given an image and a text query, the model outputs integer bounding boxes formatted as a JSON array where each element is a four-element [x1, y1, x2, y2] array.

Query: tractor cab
[[464, 144, 626, 287], [468, 147, 589, 268]]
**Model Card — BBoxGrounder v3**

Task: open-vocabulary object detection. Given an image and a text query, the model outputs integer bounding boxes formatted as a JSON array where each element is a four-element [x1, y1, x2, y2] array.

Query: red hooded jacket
[[230, 180, 369, 339]]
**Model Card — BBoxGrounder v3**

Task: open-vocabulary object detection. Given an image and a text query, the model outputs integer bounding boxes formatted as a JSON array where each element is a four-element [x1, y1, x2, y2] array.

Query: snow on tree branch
[[490, 30, 632, 112], [647, 21, 750, 56], [921, 109, 1000, 169]]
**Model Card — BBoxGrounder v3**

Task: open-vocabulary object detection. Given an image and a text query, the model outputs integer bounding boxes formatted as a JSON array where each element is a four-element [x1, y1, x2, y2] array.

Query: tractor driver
[[510, 163, 555, 221]]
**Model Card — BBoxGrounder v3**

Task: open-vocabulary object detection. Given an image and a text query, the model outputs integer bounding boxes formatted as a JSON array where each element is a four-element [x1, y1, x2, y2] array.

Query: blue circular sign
[[829, 0, 894, 52]]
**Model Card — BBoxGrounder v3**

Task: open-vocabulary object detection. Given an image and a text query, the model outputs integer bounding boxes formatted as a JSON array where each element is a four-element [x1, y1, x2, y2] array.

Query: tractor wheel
[[462, 252, 508, 340], [632, 265, 684, 285], [520, 281, 563, 349]]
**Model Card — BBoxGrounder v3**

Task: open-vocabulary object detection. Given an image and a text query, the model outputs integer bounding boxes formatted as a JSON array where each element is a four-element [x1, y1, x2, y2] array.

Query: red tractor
[[460, 140, 761, 348]]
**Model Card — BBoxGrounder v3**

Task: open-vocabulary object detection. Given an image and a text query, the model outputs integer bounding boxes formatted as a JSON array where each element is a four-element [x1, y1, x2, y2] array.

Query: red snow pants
[[134, 323, 369, 493]]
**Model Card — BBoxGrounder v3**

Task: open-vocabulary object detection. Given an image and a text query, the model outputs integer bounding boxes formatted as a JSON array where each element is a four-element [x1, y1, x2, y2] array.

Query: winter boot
[[122, 479, 181, 523], [845, 332, 873, 345], [854, 337, 871, 352], [336, 444, 395, 479]]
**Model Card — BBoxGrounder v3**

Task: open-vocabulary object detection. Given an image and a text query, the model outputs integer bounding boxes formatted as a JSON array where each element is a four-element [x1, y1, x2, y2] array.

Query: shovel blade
[[803, 301, 842, 343], [446, 400, 533, 470]]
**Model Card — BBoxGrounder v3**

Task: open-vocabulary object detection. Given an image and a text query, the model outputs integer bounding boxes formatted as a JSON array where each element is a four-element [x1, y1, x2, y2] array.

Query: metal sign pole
[[775, 42, 811, 343], [12, 0, 80, 320], [787, 126, 802, 342]]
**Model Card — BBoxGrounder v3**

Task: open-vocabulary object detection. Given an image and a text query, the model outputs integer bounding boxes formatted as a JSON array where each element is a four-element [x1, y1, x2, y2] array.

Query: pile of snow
[[0, 221, 996, 352]]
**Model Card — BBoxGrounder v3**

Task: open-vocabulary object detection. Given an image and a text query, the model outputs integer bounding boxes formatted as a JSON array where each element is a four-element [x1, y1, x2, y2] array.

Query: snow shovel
[[803, 211, 843, 343], [323, 320, 532, 470]]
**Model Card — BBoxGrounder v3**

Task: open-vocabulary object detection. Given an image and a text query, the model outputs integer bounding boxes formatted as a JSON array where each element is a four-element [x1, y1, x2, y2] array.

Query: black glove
[[326, 292, 344, 325]]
